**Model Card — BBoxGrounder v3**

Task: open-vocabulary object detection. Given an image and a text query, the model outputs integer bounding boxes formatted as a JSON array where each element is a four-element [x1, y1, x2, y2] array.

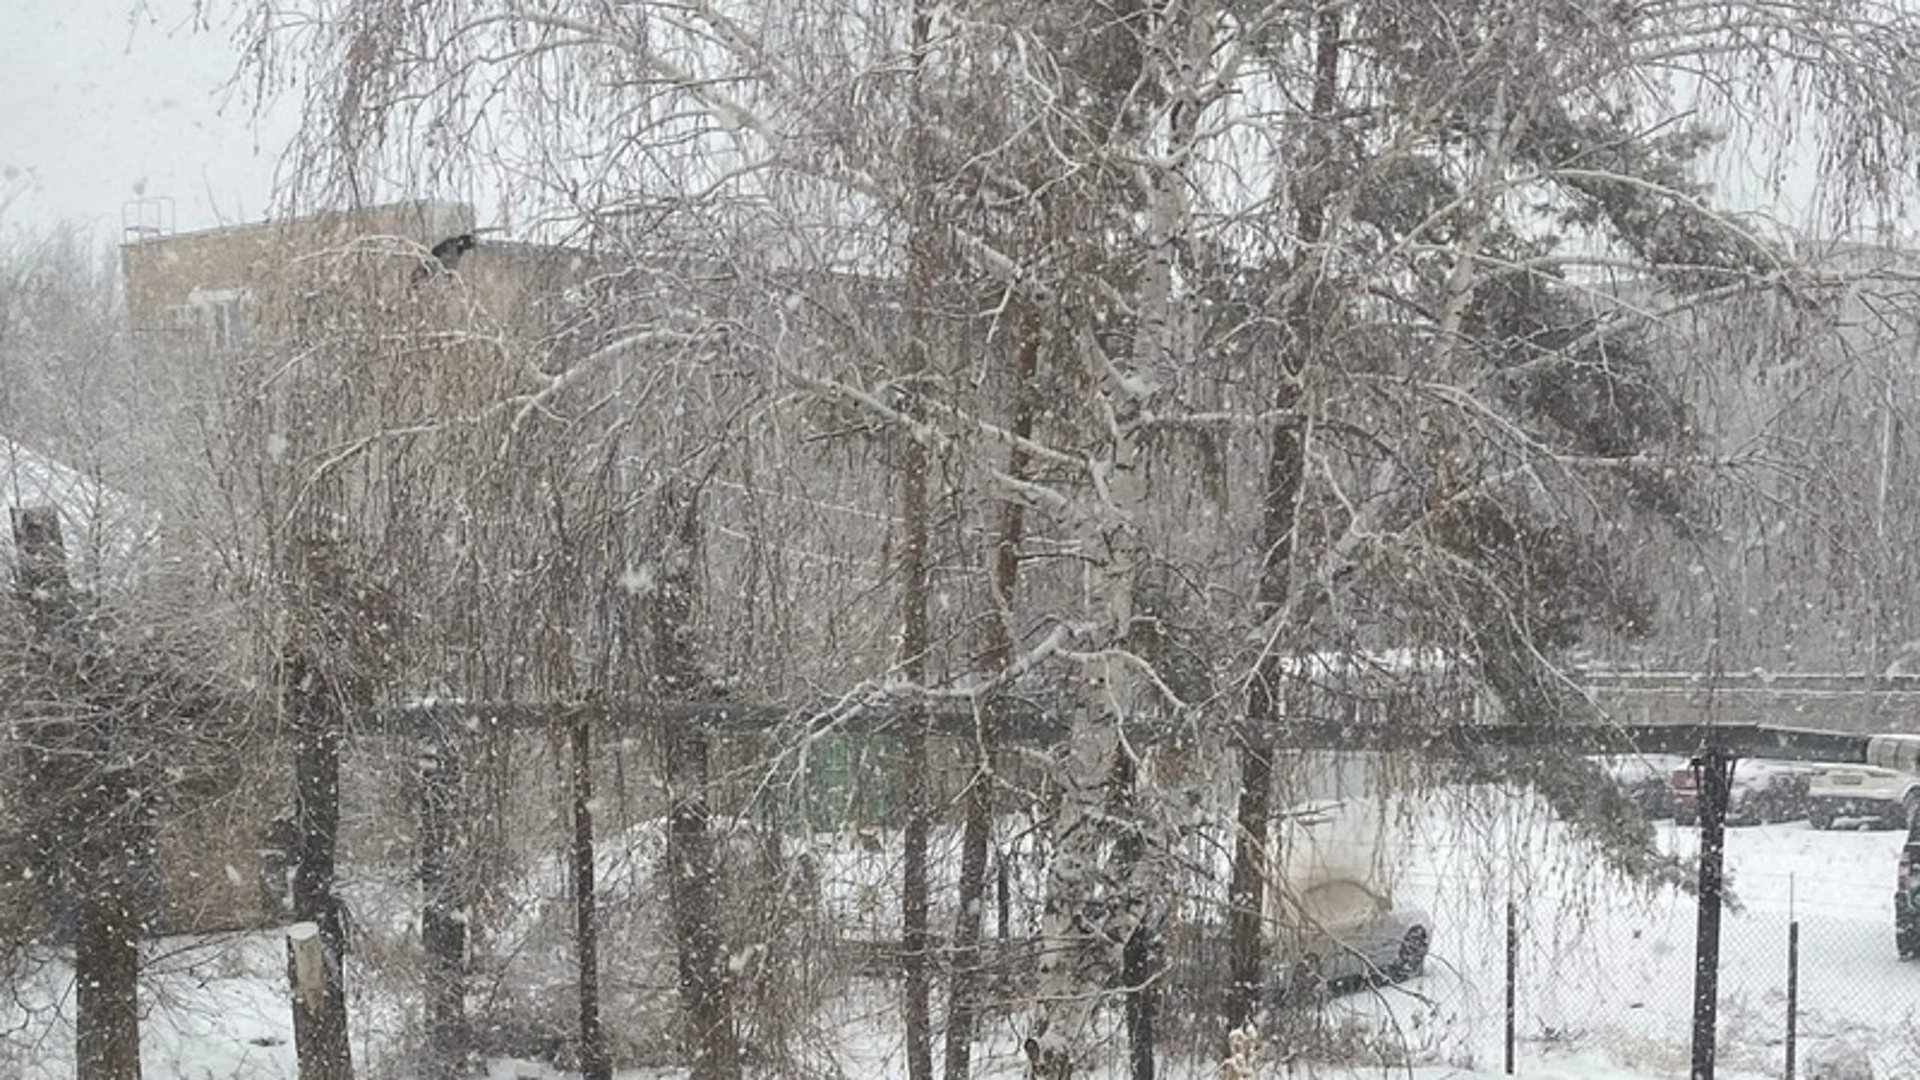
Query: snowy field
[[4, 782, 1917, 1079]]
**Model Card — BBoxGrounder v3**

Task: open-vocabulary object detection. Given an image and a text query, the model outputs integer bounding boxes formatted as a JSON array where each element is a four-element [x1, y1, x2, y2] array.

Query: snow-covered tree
[[227, 0, 1920, 1074]]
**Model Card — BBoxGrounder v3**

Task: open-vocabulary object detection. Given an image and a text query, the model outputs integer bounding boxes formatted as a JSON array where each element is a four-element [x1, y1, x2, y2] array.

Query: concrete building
[[119, 198, 601, 349]]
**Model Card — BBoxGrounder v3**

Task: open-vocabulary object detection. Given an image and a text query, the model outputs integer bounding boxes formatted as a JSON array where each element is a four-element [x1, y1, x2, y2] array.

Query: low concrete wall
[[1590, 687, 1920, 737]]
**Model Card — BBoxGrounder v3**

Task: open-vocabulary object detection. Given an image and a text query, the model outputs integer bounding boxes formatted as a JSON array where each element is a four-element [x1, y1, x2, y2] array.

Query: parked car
[[1897, 823, 1920, 959], [1668, 760, 1813, 826], [1270, 878, 1431, 1001], [1807, 764, 1920, 830]]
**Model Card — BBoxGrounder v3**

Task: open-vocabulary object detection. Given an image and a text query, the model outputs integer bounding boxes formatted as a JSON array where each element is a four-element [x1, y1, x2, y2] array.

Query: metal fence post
[[1506, 897, 1518, 1075], [1785, 920, 1800, 1080], [1690, 746, 1736, 1080]]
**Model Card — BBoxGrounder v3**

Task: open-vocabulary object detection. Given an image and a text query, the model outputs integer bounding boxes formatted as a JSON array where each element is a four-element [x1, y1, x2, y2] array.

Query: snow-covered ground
[[1319, 798, 1918, 1080], [6, 785, 1917, 1078]]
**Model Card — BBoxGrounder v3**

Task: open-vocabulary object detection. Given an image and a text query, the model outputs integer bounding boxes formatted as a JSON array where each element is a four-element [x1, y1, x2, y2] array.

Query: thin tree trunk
[[570, 704, 610, 1080], [1122, 921, 1154, 1080], [1224, 665, 1280, 1038], [944, 306, 1038, 1080], [654, 483, 741, 1080], [287, 649, 353, 1080], [1223, 6, 1341, 1047]]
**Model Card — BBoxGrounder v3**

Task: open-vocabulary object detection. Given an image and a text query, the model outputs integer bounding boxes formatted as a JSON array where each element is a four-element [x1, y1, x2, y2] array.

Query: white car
[[1807, 764, 1919, 830], [1270, 878, 1432, 1000]]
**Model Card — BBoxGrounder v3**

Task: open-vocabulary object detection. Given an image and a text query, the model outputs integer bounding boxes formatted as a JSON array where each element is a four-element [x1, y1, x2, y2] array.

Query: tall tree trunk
[[1027, 727, 1127, 1080], [73, 861, 143, 1080], [13, 506, 144, 1080], [900, 357, 935, 1080], [1223, 6, 1342, 1046], [287, 648, 354, 1080], [1224, 417, 1302, 1034], [419, 719, 469, 1080], [1224, 636, 1282, 1040], [654, 483, 741, 1080], [900, 4, 940, 1073], [664, 712, 736, 1080], [1108, 750, 1154, 1080], [570, 704, 610, 1080], [944, 305, 1038, 1080]]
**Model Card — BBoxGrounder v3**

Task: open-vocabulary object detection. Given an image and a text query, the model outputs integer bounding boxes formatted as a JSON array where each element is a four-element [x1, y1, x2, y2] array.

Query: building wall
[[121, 200, 474, 335]]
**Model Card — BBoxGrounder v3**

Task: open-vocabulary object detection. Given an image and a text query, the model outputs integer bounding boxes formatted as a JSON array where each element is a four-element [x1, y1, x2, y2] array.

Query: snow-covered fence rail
[[15, 681, 1910, 1079]]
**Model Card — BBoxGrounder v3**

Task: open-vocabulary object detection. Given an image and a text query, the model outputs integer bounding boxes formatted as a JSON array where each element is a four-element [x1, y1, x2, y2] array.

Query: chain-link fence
[[1698, 818, 1920, 1080], [1348, 782, 1920, 1080]]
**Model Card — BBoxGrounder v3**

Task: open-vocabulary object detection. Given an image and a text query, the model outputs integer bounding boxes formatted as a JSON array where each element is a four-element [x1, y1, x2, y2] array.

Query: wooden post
[[72, 858, 143, 1080]]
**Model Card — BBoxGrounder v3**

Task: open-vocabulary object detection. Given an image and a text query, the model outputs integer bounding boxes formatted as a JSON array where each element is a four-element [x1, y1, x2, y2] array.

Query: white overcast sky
[[0, 1, 292, 242], [0, 0, 1863, 249]]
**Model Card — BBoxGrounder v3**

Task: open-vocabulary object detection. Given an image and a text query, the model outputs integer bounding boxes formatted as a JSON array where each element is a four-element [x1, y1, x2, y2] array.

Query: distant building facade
[[104, 200, 612, 936], [122, 200, 473, 339]]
